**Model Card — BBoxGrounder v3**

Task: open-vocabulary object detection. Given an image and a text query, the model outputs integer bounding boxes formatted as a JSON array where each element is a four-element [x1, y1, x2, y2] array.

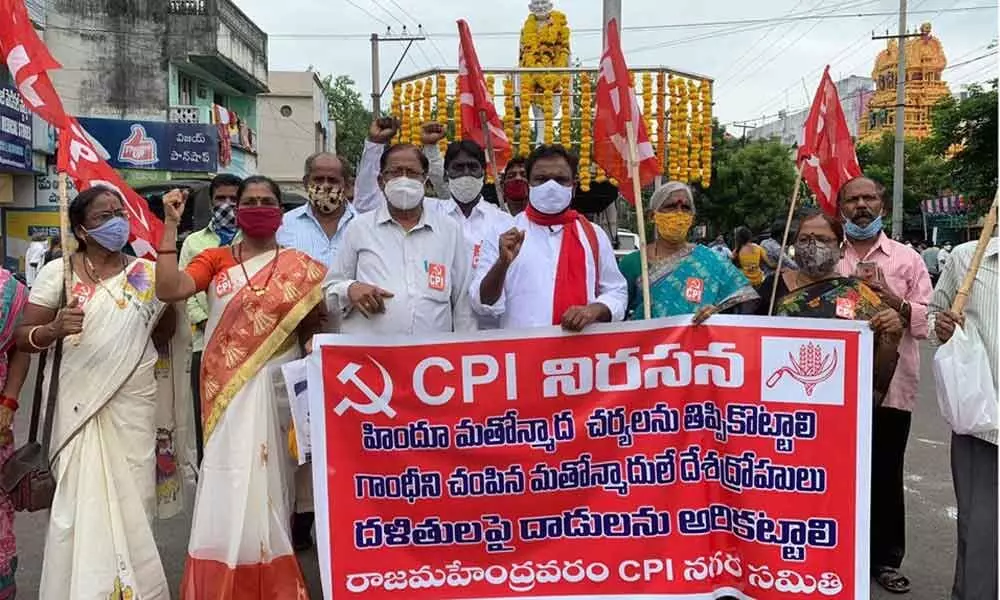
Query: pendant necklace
[[84, 254, 129, 309], [236, 243, 279, 296]]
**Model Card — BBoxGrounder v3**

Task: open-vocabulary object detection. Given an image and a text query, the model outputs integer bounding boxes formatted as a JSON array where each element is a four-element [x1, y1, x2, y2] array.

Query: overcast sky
[[235, 0, 998, 129]]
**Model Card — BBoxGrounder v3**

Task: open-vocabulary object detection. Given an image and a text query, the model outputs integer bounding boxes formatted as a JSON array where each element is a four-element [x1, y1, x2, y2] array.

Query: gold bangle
[[27, 325, 52, 351]]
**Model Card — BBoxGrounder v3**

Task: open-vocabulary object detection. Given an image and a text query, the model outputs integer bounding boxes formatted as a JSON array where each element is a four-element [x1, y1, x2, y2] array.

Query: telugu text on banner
[[308, 315, 873, 599]]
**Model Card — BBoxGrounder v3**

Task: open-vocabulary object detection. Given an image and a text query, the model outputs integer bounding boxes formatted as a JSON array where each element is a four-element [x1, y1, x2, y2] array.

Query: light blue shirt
[[277, 203, 357, 269]]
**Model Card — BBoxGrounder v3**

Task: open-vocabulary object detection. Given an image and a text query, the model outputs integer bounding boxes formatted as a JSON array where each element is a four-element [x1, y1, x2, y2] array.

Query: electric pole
[[872, 1, 918, 239], [369, 27, 427, 117]]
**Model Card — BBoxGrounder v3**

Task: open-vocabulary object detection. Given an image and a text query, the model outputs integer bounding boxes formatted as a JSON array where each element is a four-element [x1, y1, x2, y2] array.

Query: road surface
[[11, 345, 958, 598]]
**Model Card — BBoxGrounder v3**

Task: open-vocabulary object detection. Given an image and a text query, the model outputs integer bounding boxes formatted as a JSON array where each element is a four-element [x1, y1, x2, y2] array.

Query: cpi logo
[[760, 337, 846, 406], [334, 356, 395, 417]]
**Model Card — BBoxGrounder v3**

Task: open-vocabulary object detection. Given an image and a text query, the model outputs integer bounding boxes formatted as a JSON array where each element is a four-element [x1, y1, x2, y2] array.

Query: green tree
[[314, 72, 372, 170], [929, 80, 998, 210], [694, 126, 798, 235]]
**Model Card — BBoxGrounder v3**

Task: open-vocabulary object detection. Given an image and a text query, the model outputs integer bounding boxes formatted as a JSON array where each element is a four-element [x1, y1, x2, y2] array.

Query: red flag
[[59, 117, 163, 258], [0, 0, 68, 128], [457, 20, 511, 170], [797, 66, 862, 217], [594, 18, 660, 205]]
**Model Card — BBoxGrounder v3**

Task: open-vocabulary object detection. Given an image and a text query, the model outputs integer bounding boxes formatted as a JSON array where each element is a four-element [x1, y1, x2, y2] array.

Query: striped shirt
[[838, 233, 933, 411], [929, 237, 998, 444]]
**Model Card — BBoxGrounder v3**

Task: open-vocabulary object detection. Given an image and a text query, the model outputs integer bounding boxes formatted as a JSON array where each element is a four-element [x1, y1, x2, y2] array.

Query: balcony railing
[[168, 0, 207, 14]]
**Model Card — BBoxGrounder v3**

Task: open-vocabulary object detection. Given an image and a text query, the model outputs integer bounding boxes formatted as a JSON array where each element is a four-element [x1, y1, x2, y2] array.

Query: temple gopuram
[[859, 22, 950, 142]]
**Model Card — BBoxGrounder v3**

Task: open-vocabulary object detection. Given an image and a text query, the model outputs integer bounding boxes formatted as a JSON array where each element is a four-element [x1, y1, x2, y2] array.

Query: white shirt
[[470, 211, 628, 329], [325, 201, 478, 336], [938, 247, 951, 271], [929, 237, 998, 444]]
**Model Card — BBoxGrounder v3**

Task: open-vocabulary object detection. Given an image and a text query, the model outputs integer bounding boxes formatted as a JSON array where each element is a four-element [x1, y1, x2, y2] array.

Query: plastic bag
[[933, 324, 999, 435]]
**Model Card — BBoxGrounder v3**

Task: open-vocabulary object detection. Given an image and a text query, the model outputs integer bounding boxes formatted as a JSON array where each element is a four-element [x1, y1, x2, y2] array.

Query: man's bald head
[[303, 152, 347, 188]]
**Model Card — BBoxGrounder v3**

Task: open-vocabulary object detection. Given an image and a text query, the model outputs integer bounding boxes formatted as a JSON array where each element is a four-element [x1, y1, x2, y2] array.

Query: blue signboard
[[0, 85, 33, 173], [76, 117, 218, 172]]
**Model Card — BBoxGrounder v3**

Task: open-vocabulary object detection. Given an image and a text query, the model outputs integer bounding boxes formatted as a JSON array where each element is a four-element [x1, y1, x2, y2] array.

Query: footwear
[[291, 511, 315, 552], [873, 566, 911, 594]]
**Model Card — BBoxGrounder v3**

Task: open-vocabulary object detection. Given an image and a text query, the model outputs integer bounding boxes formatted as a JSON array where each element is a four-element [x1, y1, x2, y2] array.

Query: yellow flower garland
[[519, 11, 570, 93], [503, 77, 515, 152], [579, 72, 592, 191], [688, 80, 700, 182], [391, 84, 403, 145], [543, 89, 554, 144], [677, 78, 689, 183], [519, 77, 531, 156], [560, 74, 571, 147], [436, 74, 448, 152], [668, 76, 679, 180], [701, 80, 713, 186], [411, 80, 424, 145], [656, 72, 666, 174], [401, 83, 413, 148], [422, 77, 433, 144], [454, 85, 462, 141], [642, 72, 654, 144]]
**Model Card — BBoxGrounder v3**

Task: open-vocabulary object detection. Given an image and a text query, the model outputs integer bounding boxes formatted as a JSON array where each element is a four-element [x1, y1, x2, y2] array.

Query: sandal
[[873, 566, 911, 594]]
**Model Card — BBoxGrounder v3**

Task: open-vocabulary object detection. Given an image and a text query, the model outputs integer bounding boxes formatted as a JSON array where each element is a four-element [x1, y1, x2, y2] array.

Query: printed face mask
[[654, 212, 694, 243], [308, 183, 345, 215], [794, 239, 840, 277]]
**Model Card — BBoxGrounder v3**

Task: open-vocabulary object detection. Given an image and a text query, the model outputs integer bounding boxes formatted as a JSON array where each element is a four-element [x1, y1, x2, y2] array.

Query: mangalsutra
[[236, 243, 279, 296], [84, 255, 128, 309]]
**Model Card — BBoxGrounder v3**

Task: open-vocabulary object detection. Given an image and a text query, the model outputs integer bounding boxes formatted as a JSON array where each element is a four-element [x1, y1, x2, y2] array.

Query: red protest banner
[[311, 316, 873, 600]]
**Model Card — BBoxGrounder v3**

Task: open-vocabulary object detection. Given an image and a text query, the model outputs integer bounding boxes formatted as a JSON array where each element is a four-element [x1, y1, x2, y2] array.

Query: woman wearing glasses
[[15, 186, 179, 600]]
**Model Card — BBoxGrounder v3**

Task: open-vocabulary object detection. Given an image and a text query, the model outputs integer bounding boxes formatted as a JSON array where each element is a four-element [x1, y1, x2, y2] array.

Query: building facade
[[859, 22, 950, 142], [747, 75, 875, 146], [2, 0, 270, 272], [257, 71, 334, 191]]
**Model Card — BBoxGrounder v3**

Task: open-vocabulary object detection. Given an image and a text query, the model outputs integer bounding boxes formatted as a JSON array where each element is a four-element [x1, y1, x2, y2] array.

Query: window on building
[[179, 74, 194, 105], [280, 105, 293, 117]]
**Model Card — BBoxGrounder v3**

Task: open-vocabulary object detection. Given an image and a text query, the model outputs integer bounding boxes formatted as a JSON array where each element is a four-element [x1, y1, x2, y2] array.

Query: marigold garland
[[401, 83, 413, 148], [676, 78, 689, 183], [560, 74, 571, 147], [411, 80, 425, 145], [436, 74, 448, 152], [454, 86, 463, 141], [422, 77, 433, 145], [391, 84, 403, 145], [642, 72, 653, 139], [543, 89, 554, 144], [503, 76, 515, 152], [688, 80, 701, 182], [519, 77, 532, 156], [701, 80, 713, 186], [667, 76, 679, 180], [519, 10, 570, 94], [656, 72, 666, 174], [579, 72, 592, 191]]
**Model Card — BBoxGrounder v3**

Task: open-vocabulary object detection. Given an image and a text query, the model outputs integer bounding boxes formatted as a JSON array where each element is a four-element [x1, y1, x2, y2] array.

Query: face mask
[[84, 216, 130, 252], [794, 239, 840, 278], [654, 212, 693, 243], [384, 177, 425, 211], [450, 176, 484, 205], [210, 202, 236, 233], [237, 205, 282, 238], [843, 214, 883, 240], [528, 180, 573, 214], [307, 183, 345, 215], [503, 179, 529, 201]]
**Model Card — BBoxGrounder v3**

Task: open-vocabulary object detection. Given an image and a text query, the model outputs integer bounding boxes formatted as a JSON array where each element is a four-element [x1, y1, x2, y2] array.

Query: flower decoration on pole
[[656, 72, 666, 174], [559, 74, 571, 147], [401, 82, 413, 147], [579, 71, 592, 191], [701, 80, 713, 186], [543, 88, 554, 144], [411, 79, 424, 145], [518, 76, 531, 156], [642, 72, 654, 145], [677, 79, 690, 183], [668, 76, 679, 180], [391, 83, 403, 144], [436, 74, 448, 152], [503, 76, 515, 152], [688, 79, 701, 182]]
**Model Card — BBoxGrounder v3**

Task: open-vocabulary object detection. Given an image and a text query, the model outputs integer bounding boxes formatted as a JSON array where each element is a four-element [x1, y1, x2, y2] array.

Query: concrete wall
[[257, 72, 329, 187], [46, 0, 169, 120]]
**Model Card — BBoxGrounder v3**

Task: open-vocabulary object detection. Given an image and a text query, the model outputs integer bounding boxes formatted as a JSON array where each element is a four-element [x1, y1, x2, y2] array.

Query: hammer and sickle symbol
[[334, 356, 396, 418]]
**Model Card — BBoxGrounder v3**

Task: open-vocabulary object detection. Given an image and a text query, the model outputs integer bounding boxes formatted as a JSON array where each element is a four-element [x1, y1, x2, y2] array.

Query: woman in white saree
[[156, 177, 327, 599], [15, 186, 191, 600]]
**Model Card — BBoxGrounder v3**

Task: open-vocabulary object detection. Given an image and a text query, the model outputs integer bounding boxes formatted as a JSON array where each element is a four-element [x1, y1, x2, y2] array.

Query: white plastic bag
[[933, 324, 999, 435]]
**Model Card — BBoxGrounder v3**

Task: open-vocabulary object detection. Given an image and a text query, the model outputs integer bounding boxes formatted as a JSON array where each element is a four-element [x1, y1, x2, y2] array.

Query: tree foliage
[[314, 71, 372, 170], [929, 80, 998, 209], [693, 124, 798, 235]]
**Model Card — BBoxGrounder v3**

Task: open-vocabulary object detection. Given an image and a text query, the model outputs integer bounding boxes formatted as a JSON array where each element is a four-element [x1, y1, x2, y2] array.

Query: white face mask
[[450, 176, 484, 205], [384, 177, 425, 210], [528, 179, 573, 214]]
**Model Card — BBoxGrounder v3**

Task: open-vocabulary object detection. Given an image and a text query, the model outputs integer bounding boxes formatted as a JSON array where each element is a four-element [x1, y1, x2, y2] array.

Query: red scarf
[[526, 205, 590, 325]]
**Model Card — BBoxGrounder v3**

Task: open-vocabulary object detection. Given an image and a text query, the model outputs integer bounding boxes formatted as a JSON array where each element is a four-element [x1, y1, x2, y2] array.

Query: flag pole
[[951, 190, 998, 314], [768, 163, 804, 316], [479, 109, 507, 212], [58, 172, 80, 345], [626, 120, 652, 320]]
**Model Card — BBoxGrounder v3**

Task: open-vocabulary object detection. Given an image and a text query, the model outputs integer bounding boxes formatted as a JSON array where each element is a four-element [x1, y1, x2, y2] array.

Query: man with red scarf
[[471, 145, 627, 330]]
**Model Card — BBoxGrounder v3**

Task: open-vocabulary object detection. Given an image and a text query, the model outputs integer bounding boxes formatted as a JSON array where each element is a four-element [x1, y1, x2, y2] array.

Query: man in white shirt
[[354, 120, 513, 329], [326, 143, 478, 335], [929, 236, 998, 600], [471, 144, 627, 331]]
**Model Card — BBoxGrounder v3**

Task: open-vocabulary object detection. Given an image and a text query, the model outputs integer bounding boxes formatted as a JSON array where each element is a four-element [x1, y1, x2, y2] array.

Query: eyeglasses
[[382, 167, 427, 180], [91, 209, 127, 224]]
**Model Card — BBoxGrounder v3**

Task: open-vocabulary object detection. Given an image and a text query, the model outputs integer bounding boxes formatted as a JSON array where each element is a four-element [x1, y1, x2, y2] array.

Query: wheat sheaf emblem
[[766, 342, 838, 396]]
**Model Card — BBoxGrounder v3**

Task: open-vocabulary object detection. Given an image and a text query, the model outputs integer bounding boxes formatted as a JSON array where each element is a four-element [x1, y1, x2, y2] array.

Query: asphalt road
[[10, 345, 959, 599]]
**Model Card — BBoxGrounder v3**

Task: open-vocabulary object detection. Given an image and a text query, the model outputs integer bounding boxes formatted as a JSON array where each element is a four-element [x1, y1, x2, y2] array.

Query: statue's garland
[[519, 11, 570, 94]]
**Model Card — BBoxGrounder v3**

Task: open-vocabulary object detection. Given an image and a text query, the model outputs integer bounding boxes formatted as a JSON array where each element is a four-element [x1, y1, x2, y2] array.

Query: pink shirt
[[838, 233, 932, 411]]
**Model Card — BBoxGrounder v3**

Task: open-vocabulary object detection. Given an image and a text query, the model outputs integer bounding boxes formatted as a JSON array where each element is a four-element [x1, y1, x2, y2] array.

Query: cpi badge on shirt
[[684, 277, 704, 304], [215, 271, 235, 297], [428, 263, 447, 291], [835, 297, 856, 320]]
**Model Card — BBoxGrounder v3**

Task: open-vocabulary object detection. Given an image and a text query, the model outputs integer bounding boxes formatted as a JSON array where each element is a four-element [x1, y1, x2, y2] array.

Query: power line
[[713, 0, 815, 83], [945, 50, 998, 71], [382, 0, 449, 63], [343, 0, 391, 29]]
